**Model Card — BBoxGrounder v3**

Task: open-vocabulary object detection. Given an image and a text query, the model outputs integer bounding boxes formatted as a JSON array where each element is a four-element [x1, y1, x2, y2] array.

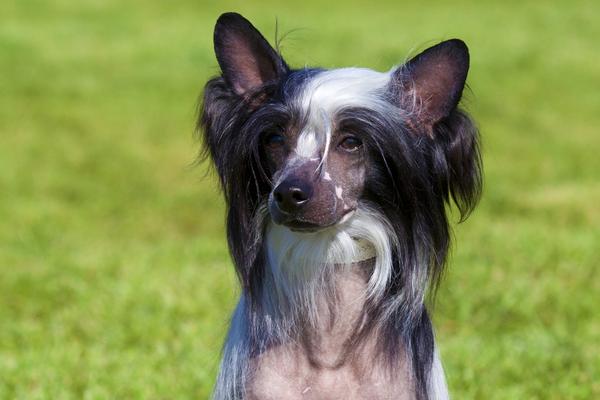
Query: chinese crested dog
[[199, 12, 482, 400]]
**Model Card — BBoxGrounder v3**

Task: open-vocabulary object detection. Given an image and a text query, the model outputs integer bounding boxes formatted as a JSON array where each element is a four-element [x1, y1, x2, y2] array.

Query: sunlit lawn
[[1, 0, 598, 398]]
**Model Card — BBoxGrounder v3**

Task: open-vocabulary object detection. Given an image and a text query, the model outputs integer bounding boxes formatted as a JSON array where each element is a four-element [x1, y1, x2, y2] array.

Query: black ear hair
[[214, 13, 288, 96], [433, 109, 482, 220], [394, 39, 469, 132]]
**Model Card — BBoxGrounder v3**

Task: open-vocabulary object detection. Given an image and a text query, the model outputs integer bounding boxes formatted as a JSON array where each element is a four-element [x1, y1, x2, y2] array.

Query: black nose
[[273, 180, 311, 213]]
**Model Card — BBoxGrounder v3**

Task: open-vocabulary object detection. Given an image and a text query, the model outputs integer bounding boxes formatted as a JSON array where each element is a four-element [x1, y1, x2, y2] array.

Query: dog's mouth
[[284, 220, 322, 232], [278, 209, 356, 233]]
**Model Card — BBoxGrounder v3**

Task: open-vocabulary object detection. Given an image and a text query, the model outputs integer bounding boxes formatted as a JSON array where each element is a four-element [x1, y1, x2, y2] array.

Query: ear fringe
[[432, 108, 483, 222], [197, 76, 270, 292]]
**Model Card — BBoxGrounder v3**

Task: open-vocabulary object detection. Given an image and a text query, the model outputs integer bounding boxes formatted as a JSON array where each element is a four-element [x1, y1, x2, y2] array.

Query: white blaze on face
[[295, 130, 319, 158], [292, 68, 393, 163]]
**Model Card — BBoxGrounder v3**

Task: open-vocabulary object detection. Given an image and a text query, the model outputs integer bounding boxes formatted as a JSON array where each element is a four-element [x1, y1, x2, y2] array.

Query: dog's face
[[209, 13, 475, 233], [259, 67, 396, 231], [262, 115, 367, 231]]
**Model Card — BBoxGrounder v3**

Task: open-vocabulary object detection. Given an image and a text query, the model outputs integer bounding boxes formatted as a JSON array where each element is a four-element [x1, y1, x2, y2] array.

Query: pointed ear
[[214, 13, 288, 96], [394, 39, 470, 132]]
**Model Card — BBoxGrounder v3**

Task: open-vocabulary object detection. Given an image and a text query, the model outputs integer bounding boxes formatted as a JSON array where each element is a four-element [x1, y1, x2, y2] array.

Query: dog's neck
[[301, 257, 376, 368]]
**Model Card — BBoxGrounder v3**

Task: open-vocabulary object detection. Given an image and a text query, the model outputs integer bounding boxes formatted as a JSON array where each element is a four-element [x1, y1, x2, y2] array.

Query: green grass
[[1, 0, 598, 398]]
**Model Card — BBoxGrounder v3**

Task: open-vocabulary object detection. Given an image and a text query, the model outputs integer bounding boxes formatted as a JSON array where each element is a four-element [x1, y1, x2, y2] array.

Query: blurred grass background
[[1, 0, 599, 398]]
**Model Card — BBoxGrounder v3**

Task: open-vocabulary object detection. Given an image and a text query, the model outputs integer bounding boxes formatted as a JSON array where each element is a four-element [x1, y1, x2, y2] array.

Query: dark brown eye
[[264, 132, 285, 148], [339, 136, 363, 152]]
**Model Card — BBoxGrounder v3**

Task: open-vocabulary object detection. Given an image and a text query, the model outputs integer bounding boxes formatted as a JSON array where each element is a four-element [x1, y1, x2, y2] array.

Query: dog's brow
[[295, 130, 320, 158]]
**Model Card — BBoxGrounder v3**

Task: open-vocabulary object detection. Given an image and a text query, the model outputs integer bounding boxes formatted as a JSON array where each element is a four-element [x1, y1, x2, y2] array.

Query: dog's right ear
[[214, 13, 288, 96]]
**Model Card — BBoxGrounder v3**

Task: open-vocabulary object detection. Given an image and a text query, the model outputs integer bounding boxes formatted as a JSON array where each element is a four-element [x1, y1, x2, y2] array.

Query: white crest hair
[[293, 68, 395, 163]]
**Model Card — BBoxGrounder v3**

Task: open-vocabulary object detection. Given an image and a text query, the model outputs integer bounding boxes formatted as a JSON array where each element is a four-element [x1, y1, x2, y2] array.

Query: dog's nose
[[273, 180, 311, 213]]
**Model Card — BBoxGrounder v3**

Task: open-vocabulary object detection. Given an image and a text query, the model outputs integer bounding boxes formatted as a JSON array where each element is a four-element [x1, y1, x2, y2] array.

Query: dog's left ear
[[393, 39, 469, 133], [394, 40, 481, 219], [214, 12, 289, 96]]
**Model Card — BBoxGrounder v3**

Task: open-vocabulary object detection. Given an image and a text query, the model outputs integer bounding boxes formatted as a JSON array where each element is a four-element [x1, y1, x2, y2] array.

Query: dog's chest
[[247, 349, 414, 400], [246, 268, 415, 400]]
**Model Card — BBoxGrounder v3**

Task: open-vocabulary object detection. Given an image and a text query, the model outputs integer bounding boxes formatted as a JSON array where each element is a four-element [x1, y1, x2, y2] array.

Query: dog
[[199, 12, 481, 400]]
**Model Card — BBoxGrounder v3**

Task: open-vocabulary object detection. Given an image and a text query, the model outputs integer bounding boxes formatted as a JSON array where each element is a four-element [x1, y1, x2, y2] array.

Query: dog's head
[[200, 12, 481, 283], [203, 13, 479, 233]]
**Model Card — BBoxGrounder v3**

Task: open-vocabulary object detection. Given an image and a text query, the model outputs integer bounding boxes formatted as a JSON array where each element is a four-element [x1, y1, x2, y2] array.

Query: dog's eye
[[264, 132, 285, 148], [339, 136, 363, 152]]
